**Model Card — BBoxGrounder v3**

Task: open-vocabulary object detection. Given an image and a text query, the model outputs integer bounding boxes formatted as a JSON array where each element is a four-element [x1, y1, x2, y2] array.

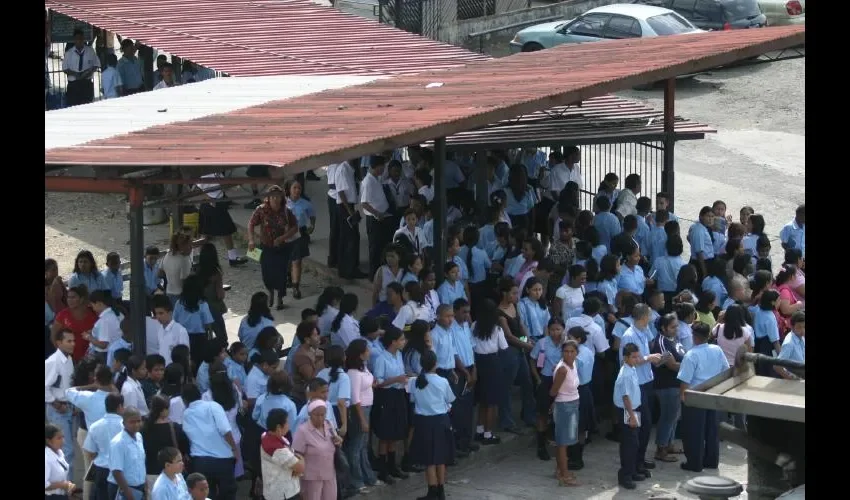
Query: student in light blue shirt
[[614, 343, 645, 488], [66, 365, 114, 429], [181, 384, 239, 498], [143, 247, 162, 295], [647, 209, 671, 263], [83, 394, 125, 500], [677, 322, 730, 472], [359, 316, 385, 373], [245, 351, 279, 404], [702, 260, 728, 306], [107, 408, 147, 500], [675, 302, 696, 353], [569, 325, 595, 467], [618, 305, 664, 477], [583, 226, 608, 268], [591, 254, 620, 314], [650, 235, 685, 294], [775, 311, 805, 379], [224, 343, 249, 391], [430, 309, 459, 374], [69, 250, 108, 292], [520, 147, 547, 180], [437, 262, 467, 306], [751, 290, 782, 376], [238, 292, 275, 350], [173, 275, 214, 376], [635, 197, 652, 257], [592, 197, 622, 251], [450, 300, 476, 370], [407, 350, 455, 498], [151, 446, 192, 500], [518, 278, 551, 340], [688, 207, 717, 279], [618, 243, 650, 296], [252, 371, 299, 431], [316, 345, 352, 430], [107, 330, 133, 369], [646, 192, 679, 226], [459, 226, 492, 288], [779, 205, 805, 257], [197, 341, 227, 393], [504, 170, 536, 228], [612, 293, 639, 342], [102, 252, 124, 302]]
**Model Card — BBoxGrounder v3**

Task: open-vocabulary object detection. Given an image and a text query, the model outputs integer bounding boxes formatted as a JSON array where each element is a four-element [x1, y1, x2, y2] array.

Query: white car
[[758, 0, 805, 26]]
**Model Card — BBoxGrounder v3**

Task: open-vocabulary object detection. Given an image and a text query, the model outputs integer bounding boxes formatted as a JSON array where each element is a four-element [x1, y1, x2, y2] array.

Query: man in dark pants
[[334, 158, 368, 280], [447, 300, 480, 455], [615, 343, 643, 490], [618, 304, 663, 478], [326, 162, 340, 268], [360, 156, 395, 276], [62, 29, 99, 107], [677, 322, 730, 472]]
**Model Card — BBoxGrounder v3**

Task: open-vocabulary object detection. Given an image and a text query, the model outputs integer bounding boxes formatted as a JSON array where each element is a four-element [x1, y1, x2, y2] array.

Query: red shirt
[[249, 204, 298, 248], [54, 307, 97, 361]]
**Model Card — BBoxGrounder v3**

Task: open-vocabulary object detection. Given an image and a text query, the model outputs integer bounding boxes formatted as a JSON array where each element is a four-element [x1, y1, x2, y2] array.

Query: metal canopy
[[44, 26, 803, 175], [685, 370, 805, 424], [45, 0, 486, 77]]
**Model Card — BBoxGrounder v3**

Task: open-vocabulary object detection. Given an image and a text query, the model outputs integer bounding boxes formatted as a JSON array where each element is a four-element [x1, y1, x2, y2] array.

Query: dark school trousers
[[681, 405, 720, 471], [327, 196, 339, 268], [618, 408, 640, 482], [337, 205, 362, 279], [637, 382, 654, 469]]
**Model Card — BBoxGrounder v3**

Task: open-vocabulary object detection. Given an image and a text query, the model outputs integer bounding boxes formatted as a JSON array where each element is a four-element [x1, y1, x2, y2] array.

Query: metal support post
[[662, 78, 676, 212], [475, 151, 489, 225], [128, 184, 147, 356], [433, 137, 447, 286]]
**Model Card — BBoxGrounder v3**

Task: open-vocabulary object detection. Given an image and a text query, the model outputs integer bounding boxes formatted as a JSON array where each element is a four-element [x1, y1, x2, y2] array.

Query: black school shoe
[[619, 479, 637, 490]]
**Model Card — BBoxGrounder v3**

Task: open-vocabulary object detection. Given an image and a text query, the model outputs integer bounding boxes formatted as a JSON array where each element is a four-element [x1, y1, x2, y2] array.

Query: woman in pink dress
[[292, 400, 342, 500]]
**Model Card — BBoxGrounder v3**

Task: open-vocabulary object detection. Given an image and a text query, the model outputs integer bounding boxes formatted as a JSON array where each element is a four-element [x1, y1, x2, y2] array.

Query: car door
[[555, 13, 613, 45], [692, 0, 725, 30], [602, 15, 644, 39], [669, 0, 699, 26]]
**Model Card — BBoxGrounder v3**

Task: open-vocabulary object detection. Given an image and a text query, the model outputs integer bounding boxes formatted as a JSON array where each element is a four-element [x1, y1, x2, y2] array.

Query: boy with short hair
[[615, 343, 643, 490], [141, 354, 166, 405], [152, 294, 190, 366]]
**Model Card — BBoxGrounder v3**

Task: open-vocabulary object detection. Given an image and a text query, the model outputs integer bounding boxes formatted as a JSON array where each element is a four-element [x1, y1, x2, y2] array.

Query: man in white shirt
[[326, 163, 341, 268], [543, 148, 584, 199], [45, 329, 77, 480], [152, 62, 178, 90], [361, 155, 394, 276], [335, 159, 368, 280], [151, 295, 190, 365], [384, 159, 414, 227], [100, 53, 123, 99], [614, 173, 641, 220], [62, 28, 100, 106]]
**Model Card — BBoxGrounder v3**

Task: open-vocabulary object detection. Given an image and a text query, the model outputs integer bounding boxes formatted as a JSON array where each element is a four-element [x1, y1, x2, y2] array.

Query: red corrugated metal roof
[[45, 0, 487, 77], [44, 26, 804, 173]]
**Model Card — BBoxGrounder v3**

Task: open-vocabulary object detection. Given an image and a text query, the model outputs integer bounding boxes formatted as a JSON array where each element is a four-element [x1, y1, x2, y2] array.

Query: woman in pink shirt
[[775, 265, 804, 339], [344, 339, 380, 490], [549, 340, 581, 487], [292, 400, 343, 500]]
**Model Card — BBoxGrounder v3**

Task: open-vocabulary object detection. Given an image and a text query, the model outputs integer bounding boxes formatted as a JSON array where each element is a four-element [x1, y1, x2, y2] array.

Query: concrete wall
[[437, 0, 626, 46]]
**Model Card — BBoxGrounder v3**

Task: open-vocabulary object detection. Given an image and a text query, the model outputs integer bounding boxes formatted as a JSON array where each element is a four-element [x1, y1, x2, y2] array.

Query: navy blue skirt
[[754, 336, 778, 377], [373, 388, 409, 441], [410, 413, 455, 466], [474, 352, 503, 406]]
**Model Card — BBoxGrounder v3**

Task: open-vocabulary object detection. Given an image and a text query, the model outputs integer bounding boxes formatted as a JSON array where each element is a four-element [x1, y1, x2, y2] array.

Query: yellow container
[[170, 212, 200, 237]]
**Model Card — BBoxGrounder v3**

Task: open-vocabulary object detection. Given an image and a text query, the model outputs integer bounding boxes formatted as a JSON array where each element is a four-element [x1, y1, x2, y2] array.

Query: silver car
[[509, 4, 702, 54]]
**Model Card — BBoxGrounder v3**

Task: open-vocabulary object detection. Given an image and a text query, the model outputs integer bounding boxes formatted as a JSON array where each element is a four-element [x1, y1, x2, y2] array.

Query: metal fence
[[375, 0, 533, 38], [574, 142, 664, 211]]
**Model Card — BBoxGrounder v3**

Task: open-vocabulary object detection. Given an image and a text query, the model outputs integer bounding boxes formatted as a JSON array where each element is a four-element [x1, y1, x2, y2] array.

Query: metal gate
[[575, 142, 664, 211]]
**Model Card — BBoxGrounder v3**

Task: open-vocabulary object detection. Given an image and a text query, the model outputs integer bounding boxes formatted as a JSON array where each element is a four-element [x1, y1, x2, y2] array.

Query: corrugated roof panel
[[44, 26, 804, 171], [45, 0, 488, 77], [45, 74, 383, 150]]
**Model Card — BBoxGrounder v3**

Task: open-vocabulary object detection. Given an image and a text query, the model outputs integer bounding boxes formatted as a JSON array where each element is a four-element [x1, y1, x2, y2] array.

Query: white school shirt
[[556, 285, 585, 319], [471, 325, 509, 355], [391, 301, 432, 330], [62, 45, 99, 81], [195, 173, 225, 200], [45, 349, 74, 403], [385, 177, 414, 208], [327, 163, 340, 200], [100, 66, 123, 98], [393, 225, 425, 253], [161, 251, 192, 296], [545, 162, 583, 194], [360, 173, 389, 217], [93, 308, 123, 353], [45, 447, 70, 495], [418, 185, 435, 203], [564, 315, 609, 354], [121, 377, 150, 416], [158, 320, 190, 365], [335, 162, 358, 205]]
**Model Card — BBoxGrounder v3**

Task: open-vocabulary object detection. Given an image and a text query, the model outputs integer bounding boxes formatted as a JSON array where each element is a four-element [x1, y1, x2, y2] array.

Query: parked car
[[631, 0, 767, 30], [509, 4, 702, 54], [758, 0, 804, 25]]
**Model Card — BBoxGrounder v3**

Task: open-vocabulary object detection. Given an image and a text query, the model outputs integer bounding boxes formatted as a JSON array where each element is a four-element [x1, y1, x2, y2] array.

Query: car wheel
[[522, 43, 544, 52]]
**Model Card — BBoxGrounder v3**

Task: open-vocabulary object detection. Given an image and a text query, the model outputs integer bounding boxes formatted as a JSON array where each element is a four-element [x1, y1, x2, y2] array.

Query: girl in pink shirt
[[344, 339, 380, 490], [550, 340, 581, 487]]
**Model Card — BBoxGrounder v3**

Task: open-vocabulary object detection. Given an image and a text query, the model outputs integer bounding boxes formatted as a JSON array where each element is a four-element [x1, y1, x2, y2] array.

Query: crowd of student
[[45, 146, 805, 499]]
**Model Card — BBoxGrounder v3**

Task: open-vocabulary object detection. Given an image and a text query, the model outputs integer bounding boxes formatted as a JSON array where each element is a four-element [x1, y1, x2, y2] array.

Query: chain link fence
[[376, 0, 533, 39]]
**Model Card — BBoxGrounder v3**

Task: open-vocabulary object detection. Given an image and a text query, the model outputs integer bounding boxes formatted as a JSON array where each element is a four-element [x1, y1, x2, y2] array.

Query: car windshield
[[720, 0, 762, 20], [646, 13, 696, 35]]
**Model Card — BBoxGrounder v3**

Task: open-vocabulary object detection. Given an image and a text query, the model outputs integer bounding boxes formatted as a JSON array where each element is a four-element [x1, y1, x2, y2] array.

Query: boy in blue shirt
[[614, 343, 644, 490]]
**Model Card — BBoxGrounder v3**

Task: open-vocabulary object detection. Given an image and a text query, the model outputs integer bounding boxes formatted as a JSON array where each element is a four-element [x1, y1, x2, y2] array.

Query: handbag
[[169, 422, 190, 469]]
